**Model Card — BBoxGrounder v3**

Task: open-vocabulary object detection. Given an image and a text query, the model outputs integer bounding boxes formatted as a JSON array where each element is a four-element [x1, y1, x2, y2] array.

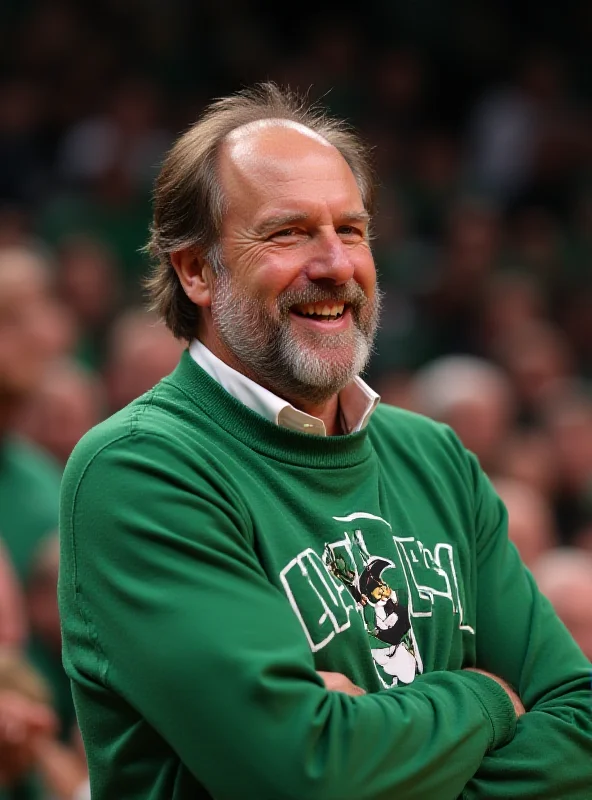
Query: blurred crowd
[[0, 0, 590, 796]]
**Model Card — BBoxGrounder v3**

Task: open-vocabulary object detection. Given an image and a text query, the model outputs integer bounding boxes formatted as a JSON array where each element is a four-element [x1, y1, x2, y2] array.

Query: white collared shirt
[[189, 339, 379, 436]]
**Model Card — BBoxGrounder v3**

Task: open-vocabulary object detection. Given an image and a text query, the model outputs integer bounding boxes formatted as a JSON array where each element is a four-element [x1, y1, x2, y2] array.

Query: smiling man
[[171, 117, 380, 434], [59, 84, 592, 800]]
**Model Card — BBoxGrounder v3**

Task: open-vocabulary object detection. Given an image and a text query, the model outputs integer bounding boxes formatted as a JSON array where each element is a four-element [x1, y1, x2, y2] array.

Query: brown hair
[[144, 82, 376, 341]]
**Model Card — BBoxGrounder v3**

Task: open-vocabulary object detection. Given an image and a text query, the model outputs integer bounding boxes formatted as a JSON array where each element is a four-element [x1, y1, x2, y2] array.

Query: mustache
[[277, 281, 369, 314]]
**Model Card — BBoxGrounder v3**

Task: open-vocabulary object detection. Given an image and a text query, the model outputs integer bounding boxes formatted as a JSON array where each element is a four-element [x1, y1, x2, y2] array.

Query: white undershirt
[[189, 339, 379, 436]]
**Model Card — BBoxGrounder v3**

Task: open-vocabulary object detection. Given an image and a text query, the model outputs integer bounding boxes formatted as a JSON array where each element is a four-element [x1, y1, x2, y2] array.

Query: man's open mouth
[[291, 301, 347, 321]]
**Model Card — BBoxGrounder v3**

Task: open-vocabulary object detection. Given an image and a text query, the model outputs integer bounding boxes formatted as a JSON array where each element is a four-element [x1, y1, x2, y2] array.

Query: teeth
[[295, 302, 346, 317]]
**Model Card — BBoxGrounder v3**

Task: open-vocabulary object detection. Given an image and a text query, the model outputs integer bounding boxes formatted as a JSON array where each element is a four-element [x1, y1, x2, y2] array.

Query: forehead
[[0, 255, 48, 307], [219, 121, 363, 220]]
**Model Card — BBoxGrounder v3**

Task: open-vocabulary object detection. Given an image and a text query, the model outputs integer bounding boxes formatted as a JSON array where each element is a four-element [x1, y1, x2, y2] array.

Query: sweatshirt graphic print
[[280, 510, 473, 688]]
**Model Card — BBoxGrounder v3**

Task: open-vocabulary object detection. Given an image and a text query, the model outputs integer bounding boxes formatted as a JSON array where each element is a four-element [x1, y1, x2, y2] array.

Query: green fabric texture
[[59, 351, 592, 800], [0, 436, 61, 583]]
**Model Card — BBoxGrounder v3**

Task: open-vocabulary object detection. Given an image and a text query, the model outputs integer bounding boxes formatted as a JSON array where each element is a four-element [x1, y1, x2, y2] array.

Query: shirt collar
[[189, 339, 379, 436]]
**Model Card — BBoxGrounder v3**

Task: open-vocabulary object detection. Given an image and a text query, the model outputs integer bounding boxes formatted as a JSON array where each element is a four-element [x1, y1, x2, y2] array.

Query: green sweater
[[59, 351, 592, 800]]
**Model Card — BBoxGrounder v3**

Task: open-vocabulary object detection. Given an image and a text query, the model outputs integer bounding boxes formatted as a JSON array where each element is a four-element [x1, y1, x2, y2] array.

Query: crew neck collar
[[166, 351, 374, 469]]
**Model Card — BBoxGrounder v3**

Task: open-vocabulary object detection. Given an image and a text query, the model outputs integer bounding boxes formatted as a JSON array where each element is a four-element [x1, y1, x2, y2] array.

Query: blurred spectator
[[542, 391, 592, 542], [495, 428, 558, 499], [0, 688, 55, 790], [0, 648, 56, 797], [477, 271, 546, 357], [57, 78, 169, 193], [411, 355, 515, 471], [466, 50, 570, 204], [0, 646, 86, 800], [30, 733, 89, 800], [0, 81, 46, 208], [16, 361, 104, 467], [413, 200, 503, 359], [507, 206, 563, 285], [54, 236, 122, 369], [492, 477, 558, 568], [26, 535, 75, 743], [0, 542, 27, 649], [103, 309, 183, 414], [0, 247, 64, 583], [532, 548, 592, 660], [493, 320, 574, 420]]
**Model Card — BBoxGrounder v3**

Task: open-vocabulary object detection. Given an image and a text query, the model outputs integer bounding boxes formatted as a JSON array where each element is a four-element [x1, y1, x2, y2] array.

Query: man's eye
[[338, 226, 363, 238], [274, 228, 297, 237]]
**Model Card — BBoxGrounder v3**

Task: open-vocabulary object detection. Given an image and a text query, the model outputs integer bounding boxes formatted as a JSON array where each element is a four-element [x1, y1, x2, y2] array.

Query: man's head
[[16, 358, 103, 465], [532, 548, 592, 660], [146, 83, 380, 405], [491, 477, 557, 568], [0, 247, 68, 408], [411, 356, 515, 470], [104, 308, 184, 413]]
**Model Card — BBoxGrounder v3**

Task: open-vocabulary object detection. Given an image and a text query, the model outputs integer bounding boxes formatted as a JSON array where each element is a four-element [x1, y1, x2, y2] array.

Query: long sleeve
[[60, 430, 517, 800], [461, 450, 592, 799]]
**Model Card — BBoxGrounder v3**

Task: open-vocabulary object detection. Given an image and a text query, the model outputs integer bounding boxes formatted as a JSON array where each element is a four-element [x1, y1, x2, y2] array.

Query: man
[[102, 308, 184, 414], [0, 246, 64, 584], [490, 477, 557, 568], [410, 355, 515, 474], [16, 359, 103, 467], [59, 84, 592, 799], [532, 548, 592, 661]]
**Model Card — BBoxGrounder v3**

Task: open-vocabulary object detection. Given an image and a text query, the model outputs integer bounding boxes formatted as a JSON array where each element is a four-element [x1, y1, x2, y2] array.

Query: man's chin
[[280, 350, 363, 401]]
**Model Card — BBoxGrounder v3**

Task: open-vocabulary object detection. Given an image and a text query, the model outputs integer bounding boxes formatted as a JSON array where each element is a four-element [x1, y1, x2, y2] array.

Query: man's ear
[[170, 248, 213, 308]]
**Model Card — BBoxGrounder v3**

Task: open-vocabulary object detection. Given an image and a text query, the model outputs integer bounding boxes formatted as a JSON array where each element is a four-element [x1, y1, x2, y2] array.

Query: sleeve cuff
[[460, 671, 518, 751]]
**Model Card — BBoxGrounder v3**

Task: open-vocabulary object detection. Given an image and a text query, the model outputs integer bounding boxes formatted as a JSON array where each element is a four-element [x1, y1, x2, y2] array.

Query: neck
[[198, 332, 345, 436]]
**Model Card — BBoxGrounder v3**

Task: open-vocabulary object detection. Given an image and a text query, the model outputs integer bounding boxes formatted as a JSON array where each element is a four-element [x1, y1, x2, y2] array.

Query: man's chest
[[249, 472, 478, 690]]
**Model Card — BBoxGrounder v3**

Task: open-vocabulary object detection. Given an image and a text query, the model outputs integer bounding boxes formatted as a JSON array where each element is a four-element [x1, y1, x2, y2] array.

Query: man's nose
[[304, 230, 356, 285]]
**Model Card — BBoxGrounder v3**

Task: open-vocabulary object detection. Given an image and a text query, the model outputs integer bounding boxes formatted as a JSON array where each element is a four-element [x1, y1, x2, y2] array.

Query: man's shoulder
[[369, 403, 470, 471], [371, 402, 453, 444], [64, 384, 214, 489]]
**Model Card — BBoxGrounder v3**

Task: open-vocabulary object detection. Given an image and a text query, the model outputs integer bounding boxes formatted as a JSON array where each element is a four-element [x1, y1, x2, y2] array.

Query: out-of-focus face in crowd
[[56, 237, 121, 331], [16, 360, 103, 465], [492, 477, 557, 568], [543, 394, 592, 497], [532, 549, 592, 660], [410, 356, 514, 472], [0, 248, 70, 409], [104, 310, 184, 414]]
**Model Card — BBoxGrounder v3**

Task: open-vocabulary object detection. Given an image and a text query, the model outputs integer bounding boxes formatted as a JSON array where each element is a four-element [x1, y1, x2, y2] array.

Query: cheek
[[350, 244, 377, 299], [249, 259, 303, 300], [356, 251, 377, 297]]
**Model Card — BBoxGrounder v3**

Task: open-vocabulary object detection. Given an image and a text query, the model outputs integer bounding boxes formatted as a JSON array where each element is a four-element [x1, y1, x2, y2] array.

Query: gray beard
[[211, 270, 381, 405]]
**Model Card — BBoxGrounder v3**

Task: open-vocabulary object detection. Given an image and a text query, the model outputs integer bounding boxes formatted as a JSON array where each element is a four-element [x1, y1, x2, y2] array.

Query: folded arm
[[461, 448, 592, 799]]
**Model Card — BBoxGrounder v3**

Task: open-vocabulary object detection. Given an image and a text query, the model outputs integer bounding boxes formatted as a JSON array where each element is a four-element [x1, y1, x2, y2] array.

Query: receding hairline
[[224, 117, 335, 150]]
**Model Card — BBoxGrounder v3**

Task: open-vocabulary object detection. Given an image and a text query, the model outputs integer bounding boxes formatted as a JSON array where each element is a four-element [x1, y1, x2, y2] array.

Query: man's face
[[206, 121, 379, 405]]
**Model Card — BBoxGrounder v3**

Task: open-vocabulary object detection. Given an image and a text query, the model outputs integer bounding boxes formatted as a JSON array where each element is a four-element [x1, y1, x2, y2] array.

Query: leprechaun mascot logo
[[324, 542, 421, 686]]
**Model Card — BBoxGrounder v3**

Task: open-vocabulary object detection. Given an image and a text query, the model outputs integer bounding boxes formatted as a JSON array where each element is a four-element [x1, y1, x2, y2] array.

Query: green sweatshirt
[[59, 351, 592, 800]]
